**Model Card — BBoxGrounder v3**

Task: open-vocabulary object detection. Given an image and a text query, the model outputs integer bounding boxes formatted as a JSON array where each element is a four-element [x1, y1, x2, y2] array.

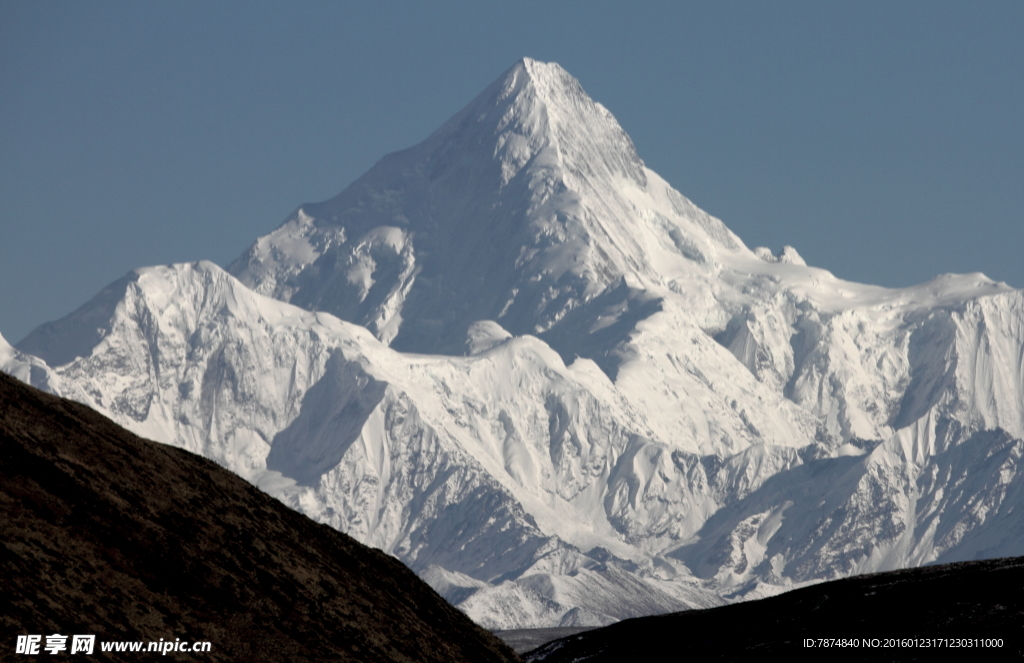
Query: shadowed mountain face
[[525, 557, 1024, 661], [0, 372, 520, 663]]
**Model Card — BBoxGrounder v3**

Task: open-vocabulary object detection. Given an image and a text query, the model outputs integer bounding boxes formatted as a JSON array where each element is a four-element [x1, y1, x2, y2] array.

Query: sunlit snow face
[[9, 57, 1024, 631]]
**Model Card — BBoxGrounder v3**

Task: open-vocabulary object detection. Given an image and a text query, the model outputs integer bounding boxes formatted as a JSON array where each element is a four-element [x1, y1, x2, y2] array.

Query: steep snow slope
[[12, 261, 722, 626], [228, 59, 744, 354], [9, 58, 1024, 626]]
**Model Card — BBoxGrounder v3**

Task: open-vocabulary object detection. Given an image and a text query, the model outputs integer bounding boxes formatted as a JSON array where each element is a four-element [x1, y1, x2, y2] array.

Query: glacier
[[5, 58, 1024, 628]]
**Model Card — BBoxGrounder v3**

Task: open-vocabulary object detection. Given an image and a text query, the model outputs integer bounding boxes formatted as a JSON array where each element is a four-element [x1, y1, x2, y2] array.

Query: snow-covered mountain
[[7, 58, 1024, 628]]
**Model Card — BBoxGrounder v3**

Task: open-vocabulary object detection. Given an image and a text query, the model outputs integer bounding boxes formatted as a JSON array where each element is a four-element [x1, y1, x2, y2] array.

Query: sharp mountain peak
[[7, 58, 1024, 633], [228, 58, 739, 353]]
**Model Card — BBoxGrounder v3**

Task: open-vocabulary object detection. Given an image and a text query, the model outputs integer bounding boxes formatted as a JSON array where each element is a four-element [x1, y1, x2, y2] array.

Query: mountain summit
[[229, 58, 743, 354], [8, 59, 1024, 629]]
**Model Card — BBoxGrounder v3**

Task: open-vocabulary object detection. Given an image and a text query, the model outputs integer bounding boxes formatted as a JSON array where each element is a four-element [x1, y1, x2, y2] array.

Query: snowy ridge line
[[6, 58, 1024, 628]]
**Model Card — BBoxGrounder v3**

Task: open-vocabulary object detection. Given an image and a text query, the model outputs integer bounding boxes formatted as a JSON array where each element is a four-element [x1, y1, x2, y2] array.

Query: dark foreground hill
[[526, 556, 1024, 662], [0, 372, 519, 663]]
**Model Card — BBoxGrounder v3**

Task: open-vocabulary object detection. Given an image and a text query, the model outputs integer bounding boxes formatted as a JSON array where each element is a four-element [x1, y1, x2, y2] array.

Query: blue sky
[[2, 1, 1021, 342]]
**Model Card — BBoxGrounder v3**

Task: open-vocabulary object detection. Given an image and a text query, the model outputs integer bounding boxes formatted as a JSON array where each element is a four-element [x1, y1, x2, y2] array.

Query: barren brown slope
[[0, 372, 520, 663], [526, 555, 1024, 662]]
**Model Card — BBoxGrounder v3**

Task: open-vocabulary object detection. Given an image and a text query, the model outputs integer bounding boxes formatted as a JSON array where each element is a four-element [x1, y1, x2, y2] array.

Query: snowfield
[[6, 59, 1024, 628]]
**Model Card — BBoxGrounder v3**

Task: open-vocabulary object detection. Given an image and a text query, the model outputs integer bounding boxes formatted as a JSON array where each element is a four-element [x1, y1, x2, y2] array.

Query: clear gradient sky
[[2, 1, 1022, 343]]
